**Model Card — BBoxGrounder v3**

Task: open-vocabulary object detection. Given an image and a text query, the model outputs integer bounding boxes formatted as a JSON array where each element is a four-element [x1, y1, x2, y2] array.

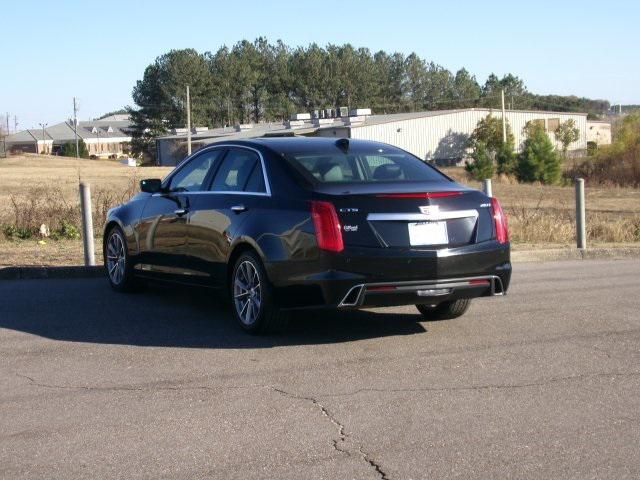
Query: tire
[[416, 298, 471, 320], [230, 251, 288, 333], [104, 225, 142, 293]]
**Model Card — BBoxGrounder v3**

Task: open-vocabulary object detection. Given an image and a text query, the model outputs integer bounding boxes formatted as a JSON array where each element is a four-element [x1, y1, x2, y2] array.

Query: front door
[[136, 148, 225, 279]]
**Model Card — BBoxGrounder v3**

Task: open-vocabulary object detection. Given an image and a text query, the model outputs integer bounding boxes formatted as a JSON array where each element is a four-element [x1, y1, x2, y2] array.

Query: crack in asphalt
[[272, 387, 389, 479], [359, 446, 390, 480], [272, 388, 348, 454], [317, 371, 640, 398], [14, 373, 264, 393]]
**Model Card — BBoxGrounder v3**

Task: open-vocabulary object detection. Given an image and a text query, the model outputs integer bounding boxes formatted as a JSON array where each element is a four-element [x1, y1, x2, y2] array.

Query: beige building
[[586, 120, 612, 146], [5, 116, 132, 157]]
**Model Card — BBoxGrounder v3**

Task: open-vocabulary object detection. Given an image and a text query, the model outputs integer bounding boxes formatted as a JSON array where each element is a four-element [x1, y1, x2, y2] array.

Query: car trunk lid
[[319, 183, 494, 249]]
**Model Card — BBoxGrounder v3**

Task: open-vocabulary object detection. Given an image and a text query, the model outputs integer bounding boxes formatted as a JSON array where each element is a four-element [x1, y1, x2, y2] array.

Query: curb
[[0, 266, 104, 280], [511, 247, 640, 263]]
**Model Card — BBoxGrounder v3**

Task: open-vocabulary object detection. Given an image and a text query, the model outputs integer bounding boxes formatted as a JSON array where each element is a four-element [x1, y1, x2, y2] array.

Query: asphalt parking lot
[[1, 259, 639, 479]]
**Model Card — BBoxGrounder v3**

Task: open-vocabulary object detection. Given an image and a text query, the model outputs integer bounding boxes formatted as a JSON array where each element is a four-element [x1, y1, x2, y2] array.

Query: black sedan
[[104, 137, 511, 332]]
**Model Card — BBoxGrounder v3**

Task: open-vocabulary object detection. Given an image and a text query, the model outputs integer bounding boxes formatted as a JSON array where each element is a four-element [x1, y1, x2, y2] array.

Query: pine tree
[[465, 142, 494, 180], [516, 122, 561, 184]]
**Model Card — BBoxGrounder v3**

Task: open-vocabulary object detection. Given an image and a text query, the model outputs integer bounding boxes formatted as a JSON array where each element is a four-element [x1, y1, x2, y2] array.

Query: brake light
[[311, 201, 344, 252], [491, 197, 509, 244], [376, 192, 463, 199]]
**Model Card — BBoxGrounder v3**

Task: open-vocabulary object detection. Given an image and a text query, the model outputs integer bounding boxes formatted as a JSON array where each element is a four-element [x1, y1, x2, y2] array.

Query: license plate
[[408, 221, 448, 246]]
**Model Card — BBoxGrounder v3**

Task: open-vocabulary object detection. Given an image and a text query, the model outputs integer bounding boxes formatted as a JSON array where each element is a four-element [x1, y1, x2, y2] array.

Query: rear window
[[285, 146, 447, 184]]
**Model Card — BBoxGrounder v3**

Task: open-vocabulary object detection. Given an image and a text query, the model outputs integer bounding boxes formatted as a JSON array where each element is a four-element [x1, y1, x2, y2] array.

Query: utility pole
[[501, 89, 507, 143], [5, 113, 9, 135], [186, 85, 192, 156], [73, 97, 80, 158], [13, 116, 18, 133], [575, 178, 586, 250], [38, 123, 48, 154]]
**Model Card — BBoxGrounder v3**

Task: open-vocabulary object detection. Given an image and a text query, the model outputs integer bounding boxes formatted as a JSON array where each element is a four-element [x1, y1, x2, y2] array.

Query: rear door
[[186, 146, 270, 285], [136, 148, 224, 278]]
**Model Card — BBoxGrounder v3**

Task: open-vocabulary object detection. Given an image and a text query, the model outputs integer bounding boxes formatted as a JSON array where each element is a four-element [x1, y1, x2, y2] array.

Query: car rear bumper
[[268, 241, 511, 309], [338, 275, 505, 308]]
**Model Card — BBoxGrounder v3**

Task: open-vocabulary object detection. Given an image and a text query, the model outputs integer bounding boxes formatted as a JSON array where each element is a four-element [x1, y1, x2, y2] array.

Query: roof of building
[[157, 107, 589, 144], [5, 119, 133, 144]]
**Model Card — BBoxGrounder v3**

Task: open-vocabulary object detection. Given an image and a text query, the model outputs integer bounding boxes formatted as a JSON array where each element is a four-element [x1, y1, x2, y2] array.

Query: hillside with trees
[[127, 38, 611, 158]]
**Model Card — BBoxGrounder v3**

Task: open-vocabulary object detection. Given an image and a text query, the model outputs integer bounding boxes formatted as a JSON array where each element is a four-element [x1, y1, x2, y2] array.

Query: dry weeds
[[0, 155, 638, 266]]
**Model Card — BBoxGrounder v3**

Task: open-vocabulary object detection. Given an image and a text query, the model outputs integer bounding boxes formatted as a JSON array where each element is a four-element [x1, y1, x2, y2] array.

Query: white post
[[186, 85, 192, 156], [483, 179, 493, 197], [501, 89, 507, 143], [575, 178, 586, 250], [79, 183, 96, 266]]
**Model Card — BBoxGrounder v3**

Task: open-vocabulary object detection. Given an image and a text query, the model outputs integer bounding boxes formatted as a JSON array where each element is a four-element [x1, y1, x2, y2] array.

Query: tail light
[[311, 201, 344, 252], [491, 197, 509, 244]]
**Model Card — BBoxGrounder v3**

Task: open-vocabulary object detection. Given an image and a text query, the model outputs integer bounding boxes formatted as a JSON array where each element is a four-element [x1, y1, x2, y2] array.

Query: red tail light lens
[[376, 192, 463, 199], [311, 201, 344, 252], [491, 197, 509, 244]]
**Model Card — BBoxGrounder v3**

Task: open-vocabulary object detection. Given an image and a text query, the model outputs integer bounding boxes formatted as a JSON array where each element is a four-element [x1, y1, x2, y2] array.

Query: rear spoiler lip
[[310, 182, 477, 197]]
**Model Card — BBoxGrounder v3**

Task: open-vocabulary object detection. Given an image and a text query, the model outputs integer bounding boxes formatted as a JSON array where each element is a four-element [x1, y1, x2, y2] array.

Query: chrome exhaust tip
[[339, 285, 365, 307]]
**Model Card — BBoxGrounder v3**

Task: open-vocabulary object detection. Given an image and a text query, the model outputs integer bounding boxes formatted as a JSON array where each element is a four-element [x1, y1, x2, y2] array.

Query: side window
[[210, 149, 266, 193], [168, 149, 223, 192]]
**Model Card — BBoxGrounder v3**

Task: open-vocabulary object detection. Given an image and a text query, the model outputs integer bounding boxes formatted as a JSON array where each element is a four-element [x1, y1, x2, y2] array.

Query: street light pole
[[186, 85, 192, 156], [38, 122, 48, 154], [73, 97, 79, 158]]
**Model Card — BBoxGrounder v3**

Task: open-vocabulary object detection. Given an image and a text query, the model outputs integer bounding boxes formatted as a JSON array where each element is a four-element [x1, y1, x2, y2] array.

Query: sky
[[2, 0, 639, 130]]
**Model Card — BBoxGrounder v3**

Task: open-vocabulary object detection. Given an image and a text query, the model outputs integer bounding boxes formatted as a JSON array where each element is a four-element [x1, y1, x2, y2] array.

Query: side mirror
[[140, 178, 162, 193]]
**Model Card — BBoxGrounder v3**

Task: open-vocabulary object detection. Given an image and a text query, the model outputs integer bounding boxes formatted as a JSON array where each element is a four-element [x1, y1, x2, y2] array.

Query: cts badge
[[419, 205, 439, 215]]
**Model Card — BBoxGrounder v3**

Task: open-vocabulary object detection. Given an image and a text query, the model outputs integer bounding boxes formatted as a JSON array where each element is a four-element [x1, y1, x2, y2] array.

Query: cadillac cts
[[104, 137, 511, 332]]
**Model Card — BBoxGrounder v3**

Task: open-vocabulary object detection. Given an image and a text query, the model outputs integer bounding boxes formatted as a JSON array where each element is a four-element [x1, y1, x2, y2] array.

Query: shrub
[[496, 143, 516, 175], [465, 142, 494, 180], [60, 140, 90, 159], [516, 122, 561, 184], [50, 219, 81, 240], [566, 112, 640, 187]]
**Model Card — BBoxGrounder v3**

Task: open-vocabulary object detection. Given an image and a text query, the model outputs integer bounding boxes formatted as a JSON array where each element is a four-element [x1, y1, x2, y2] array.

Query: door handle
[[174, 208, 189, 216], [231, 205, 247, 213]]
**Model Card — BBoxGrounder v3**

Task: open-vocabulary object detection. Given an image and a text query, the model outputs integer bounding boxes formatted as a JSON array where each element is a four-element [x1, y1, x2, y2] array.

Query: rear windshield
[[285, 145, 448, 184]]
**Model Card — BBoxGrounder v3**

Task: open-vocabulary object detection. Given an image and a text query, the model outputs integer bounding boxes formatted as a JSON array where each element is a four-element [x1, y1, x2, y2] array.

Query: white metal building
[[156, 108, 594, 166]]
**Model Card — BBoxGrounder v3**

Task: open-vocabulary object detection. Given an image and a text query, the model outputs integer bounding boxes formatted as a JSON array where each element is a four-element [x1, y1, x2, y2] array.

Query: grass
[[442, 168, 640, 244], [0, 155, 638, 267]]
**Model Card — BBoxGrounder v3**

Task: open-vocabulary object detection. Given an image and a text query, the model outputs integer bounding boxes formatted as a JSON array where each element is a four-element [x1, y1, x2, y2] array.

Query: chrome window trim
[[367, 210, 478, 222], [161, 143, 272, 197]]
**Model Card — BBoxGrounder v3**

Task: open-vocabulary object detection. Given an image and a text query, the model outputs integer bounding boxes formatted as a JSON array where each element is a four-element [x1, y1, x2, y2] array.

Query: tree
[[481, 73, 528, 108], [465, 142, 494, 180], [516, 122, 561, 184], [470, 114, 515, 153], [466, 115, 516, 178], [452, 69, 481, 108], [554, 119, 580, 157], [60, 140, 89, 158], [126, 39, 609, 163], [128, 49, 214, 159]]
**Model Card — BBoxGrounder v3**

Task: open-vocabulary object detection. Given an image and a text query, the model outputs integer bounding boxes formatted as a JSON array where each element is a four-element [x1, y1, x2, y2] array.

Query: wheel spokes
[[234, 260, 262, 325]]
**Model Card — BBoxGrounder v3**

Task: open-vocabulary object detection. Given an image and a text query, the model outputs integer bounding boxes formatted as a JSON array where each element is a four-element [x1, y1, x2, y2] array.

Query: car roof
[[224, 137, 393, 155]]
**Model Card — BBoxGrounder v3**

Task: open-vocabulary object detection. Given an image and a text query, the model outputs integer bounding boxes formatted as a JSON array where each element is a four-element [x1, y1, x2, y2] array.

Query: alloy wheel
[[233, 260, 262, 326], [106, 231, 126, 285]]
